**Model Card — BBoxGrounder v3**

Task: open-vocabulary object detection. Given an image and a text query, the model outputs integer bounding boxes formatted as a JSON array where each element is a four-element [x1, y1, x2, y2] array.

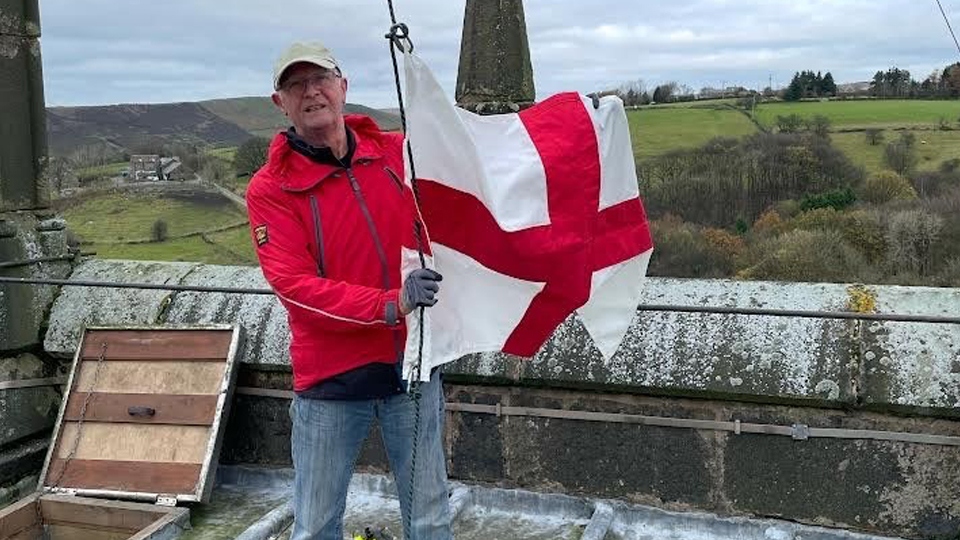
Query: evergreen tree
[[784, 72, 803, 101], [821, 72, 837, 96]]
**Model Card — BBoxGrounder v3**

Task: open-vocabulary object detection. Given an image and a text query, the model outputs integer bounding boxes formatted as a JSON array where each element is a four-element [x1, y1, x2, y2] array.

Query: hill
[[200, 97, 402, 138], [46, 102, 253, 156], [47, 98, 402, 157]]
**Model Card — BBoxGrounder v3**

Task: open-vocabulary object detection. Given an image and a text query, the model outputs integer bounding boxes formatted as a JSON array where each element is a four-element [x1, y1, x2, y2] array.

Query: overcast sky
[[38, 0, 960, 108]]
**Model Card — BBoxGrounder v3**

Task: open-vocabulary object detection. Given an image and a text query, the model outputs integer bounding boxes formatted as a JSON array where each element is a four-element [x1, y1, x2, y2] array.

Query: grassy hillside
[[47, 98, 402, 159], [755, 100, 960, 130], [61, 191, 246, 243], [628, 106, 758, 160], [47, 103, 253, 156], [58, 190, 256, 265], [199, 97, 402, 138], [199, 97, 287, 139]]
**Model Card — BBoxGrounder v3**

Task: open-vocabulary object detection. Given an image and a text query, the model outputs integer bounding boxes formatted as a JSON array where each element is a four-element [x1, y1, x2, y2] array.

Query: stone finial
[[455, 0, 535, 115]]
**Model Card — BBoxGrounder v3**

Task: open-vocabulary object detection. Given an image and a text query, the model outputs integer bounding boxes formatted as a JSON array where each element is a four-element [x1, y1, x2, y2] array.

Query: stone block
[[860, 285, 960, 410], [163, 265, 290, 366], [44, 259, 198, 357], [0, 354, 59, 447], [0, 213, 71, 353], [518, 279, 860, 405]]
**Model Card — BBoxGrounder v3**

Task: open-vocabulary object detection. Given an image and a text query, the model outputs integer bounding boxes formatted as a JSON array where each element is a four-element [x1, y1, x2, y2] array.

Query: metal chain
[[51, 341, 108, 488], [34, 341, 108, 537]]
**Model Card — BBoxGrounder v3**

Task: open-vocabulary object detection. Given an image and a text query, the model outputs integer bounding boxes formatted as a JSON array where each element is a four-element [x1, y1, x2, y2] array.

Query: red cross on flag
[[400, 51, 654, 381]]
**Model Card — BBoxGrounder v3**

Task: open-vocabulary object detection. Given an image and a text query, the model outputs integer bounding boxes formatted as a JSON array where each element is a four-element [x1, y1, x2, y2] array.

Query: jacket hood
[[264, 114, 395, 192]]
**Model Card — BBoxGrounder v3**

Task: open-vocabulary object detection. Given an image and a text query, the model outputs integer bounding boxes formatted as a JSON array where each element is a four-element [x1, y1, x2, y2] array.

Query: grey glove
[[401, 268, 443, 315]]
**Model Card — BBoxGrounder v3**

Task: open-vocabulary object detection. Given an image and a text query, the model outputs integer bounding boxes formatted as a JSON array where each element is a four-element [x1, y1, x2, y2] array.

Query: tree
[[806, 115, 831, 138], [652, 82, 677, 103], [884, 209, 943, 277], [737, 229, 871, 283], [870, 67, 915, 98], [860, 171, 917, 204], [201, 156, 233, 184], [637, 132, 863, 228], [884, 136, 919, 176], [820, 72, 837, 96], [43, 156, 78, 196], [647, 216, 735, 278], [776, 114, 804, 133], [800, 188, 856, 211], [945, 63, 960, 97], [151, 219, 169, 242], [865, 128, 884, 146], [234, 136, 271, 176], [784, 72, 803, 101]]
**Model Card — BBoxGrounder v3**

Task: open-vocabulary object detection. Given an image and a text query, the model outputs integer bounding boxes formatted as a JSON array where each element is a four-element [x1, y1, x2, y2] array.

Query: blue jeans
[[289, 370, 453, 540]]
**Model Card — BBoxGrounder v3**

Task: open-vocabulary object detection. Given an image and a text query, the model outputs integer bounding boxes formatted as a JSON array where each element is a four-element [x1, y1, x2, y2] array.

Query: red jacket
[[246, 116, 420, 392]]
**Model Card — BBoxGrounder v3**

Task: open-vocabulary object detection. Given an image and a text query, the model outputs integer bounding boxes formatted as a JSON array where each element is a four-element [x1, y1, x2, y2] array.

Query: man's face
[[272, 62, 348, 135]]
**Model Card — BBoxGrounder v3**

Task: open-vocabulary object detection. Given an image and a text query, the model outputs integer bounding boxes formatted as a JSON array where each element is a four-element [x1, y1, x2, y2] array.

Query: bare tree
[[865, 129, 884, 146]]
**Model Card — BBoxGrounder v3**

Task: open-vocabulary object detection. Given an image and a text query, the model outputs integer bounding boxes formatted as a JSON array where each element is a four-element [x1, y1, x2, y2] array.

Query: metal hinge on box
[[156, 495, 179, 507]]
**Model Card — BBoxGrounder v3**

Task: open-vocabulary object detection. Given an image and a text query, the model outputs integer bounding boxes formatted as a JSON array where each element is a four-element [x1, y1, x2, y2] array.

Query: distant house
[[129, 154, 185, 181], [160, 157, 185, 181], [837, 81, 872, 97], [129, 154, 161, 182]]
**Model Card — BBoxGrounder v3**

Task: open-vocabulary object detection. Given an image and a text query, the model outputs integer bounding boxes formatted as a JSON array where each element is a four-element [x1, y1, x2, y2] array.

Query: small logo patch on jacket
[[254, 225, 269, 247]]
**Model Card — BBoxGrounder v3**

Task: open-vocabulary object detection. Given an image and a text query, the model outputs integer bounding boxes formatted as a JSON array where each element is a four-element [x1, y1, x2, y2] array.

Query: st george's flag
[[399, 51, 654, 381]]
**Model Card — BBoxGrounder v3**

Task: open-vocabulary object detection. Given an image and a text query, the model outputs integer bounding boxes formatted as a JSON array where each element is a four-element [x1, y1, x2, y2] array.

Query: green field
[[832, 129, 960, 174], [755, 100, 960, 130], [87, 235, 247, 265], [61, 191, 247, 244], [628, 107, 758, 160], [206, 146, 238, 162], [77, 161, 128, 180], [629, 99, 960, 174]]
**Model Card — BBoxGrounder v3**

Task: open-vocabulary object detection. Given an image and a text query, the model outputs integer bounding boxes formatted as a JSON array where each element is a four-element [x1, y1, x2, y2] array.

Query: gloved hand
[[400, 268, 443, 315]]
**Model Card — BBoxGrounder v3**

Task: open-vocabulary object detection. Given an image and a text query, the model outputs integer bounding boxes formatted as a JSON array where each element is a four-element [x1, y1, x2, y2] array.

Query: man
[[245, 41, 452, 540]]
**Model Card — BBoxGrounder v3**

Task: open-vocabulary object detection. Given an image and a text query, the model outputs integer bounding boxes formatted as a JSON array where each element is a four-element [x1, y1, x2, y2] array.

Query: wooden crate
[[0, 493, 188, 540], [0, 325, 242, 540]]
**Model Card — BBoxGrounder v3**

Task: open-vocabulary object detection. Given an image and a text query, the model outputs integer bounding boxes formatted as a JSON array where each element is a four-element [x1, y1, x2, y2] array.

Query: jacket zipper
[[383, 166, 404, 193], [346, 168, 405, 369], [346, 168, 391, 290], [309, 195, 326, 278]]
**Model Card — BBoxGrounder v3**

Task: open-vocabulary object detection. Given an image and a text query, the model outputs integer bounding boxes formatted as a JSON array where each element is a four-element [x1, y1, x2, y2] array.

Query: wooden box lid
[[39, 325, 242, 504]]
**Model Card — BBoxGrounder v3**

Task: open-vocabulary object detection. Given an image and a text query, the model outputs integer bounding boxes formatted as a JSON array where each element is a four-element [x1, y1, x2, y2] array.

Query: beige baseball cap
[[272, 41, 340, 90]]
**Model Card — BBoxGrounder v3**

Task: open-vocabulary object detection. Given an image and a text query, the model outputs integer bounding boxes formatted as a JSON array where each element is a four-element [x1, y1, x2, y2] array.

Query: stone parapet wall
[[44, 260, 960, 413], [36, 259, 960, 538]]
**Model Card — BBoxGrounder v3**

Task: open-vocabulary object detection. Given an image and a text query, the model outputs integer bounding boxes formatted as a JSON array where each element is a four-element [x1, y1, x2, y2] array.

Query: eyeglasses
[[280, 71, 341, 94]]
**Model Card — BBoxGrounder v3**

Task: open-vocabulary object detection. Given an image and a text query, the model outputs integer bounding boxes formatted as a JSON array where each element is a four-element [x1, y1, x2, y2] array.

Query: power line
[[935, 0, 960, 58]]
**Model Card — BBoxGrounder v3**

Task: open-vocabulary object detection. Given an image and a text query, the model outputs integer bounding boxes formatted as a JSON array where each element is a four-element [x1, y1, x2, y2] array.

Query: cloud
[[36, 0, 960, 106]]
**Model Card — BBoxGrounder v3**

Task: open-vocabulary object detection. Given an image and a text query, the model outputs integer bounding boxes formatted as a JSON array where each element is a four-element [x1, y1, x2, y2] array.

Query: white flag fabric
[[400, 51, 654, 382]]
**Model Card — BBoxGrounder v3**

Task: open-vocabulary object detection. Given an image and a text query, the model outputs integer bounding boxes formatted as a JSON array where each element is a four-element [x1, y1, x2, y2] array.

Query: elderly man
[[245, 41, 452, 540]]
